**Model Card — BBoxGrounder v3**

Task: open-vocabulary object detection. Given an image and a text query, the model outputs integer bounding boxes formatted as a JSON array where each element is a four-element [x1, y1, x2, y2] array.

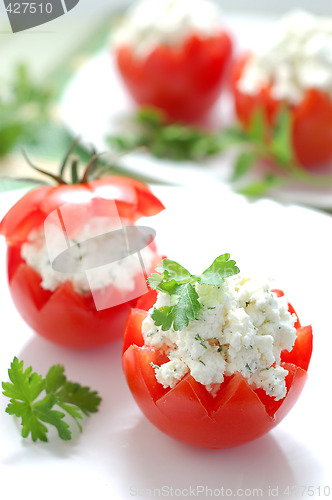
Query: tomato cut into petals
[[1, 176, 165, 348], [122, 298, 312, 448]]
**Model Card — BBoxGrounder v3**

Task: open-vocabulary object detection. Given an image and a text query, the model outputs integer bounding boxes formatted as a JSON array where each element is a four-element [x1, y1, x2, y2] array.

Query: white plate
[[59, 12, 332, 210], [0, 184, 331, 499]]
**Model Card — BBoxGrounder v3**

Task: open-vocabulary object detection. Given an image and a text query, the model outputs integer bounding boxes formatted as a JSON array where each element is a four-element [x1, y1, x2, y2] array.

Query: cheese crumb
[[21, 217, 154, 294], [238, 11, 332, 104], [142, 275, 297, 401], [113, 0, 223, 58]]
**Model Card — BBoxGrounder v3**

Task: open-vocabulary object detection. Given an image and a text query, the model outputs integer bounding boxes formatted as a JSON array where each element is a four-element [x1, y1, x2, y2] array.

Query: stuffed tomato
[[113, 0, 232, 122], [231, 11, 332, 168], [0, 151, 164, 349], [122, 255, 312, 449]]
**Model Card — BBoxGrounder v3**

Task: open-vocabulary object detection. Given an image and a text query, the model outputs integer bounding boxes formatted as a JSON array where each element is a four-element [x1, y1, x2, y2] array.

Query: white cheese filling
[[113, 0, 223, 58], [21, 217, 154, 294], [237, 11, 332, 104], [142, 275, 297, 401]]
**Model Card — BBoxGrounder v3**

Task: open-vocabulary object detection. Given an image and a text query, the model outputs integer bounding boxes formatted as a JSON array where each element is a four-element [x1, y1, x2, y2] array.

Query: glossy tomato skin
[[122, 290, 312, 448], [115, 32, 232, 122], [0, 177, 164, 349], [231, 53, 332, 168]]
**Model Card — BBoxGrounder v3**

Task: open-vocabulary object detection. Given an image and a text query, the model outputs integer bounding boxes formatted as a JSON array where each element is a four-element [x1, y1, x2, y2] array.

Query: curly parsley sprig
[[147, 254, 239, 331], [2, 357, 102, 442]]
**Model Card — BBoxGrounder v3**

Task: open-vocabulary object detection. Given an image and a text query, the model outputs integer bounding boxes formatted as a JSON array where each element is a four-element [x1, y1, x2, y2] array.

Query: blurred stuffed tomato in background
[[0, 151, 164, 349], [113, 0, 232, 122], [231, 11, 332, 169]]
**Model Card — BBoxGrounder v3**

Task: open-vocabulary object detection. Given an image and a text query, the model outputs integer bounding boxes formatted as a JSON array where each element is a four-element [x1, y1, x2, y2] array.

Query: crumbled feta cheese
[[113, 0, 223, 57], [21, 217, 154, 293], [156, 359, 189, 388], [142, 275, 297, 401], [237, 11, 332, 104]]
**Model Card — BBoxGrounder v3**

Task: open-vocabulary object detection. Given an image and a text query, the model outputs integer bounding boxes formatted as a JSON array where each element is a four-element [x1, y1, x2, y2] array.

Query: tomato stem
[[20, 140, 107, 186], [81, 152, 106, 184], [71, 156, 79, 184], [21, 148, 67, 185], [59, 136, 81, 178]]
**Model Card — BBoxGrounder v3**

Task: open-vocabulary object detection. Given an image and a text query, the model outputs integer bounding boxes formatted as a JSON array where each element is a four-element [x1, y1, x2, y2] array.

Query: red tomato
[[0, 177, 164, 349], [115, 31, 232, 122], [122, 289, 312, 448], [231, 53, 332, 168]]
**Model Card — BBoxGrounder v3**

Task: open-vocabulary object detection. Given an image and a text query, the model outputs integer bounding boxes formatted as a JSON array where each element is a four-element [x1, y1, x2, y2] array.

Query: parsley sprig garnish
[[147, 254, 239, 331], [2, 357, 102, 442], [107, 106, 332, 197], [226, 107, 332, 195], [107, 107, 224, 161]]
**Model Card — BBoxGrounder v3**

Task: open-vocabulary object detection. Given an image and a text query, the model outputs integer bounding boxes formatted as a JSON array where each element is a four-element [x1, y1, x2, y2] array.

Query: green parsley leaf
[[237, 174, 284, 197], [56, 381, 101, 416], [151, 284, 200, 332], [149, 254, 239, 331], [32, 396, 71, 441], [146, 272, 164, 290], [172, 283, 200, 331], [247, 108, 266, 143], [106, 106, 226, 161], [269, 107, 294, 165], [230, 106, 332, 195], [148, 260, 194, 297], [157, 259, 192, 282], [106, 102, 332, 196], [200, 254, 240, 286], [137, 106, 164, 127], [45, 364, 67, 393], [152, 306, 174, 331], [2, 357, 102, 442], [231, 151, 257, 182]]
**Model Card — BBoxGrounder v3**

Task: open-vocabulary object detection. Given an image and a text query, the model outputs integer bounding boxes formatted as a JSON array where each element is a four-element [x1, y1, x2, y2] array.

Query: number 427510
[[6, 3, 53, 14]]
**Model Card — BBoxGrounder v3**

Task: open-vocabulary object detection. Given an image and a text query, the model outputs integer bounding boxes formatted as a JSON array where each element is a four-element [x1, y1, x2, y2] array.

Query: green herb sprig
[[106, 105, 332, 197], [225, 107, 332, 195], [0, 64, 54, 159], [2, 357, 102, 442], [107, 107, 225, 161], [147, 254, 239, 331]]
